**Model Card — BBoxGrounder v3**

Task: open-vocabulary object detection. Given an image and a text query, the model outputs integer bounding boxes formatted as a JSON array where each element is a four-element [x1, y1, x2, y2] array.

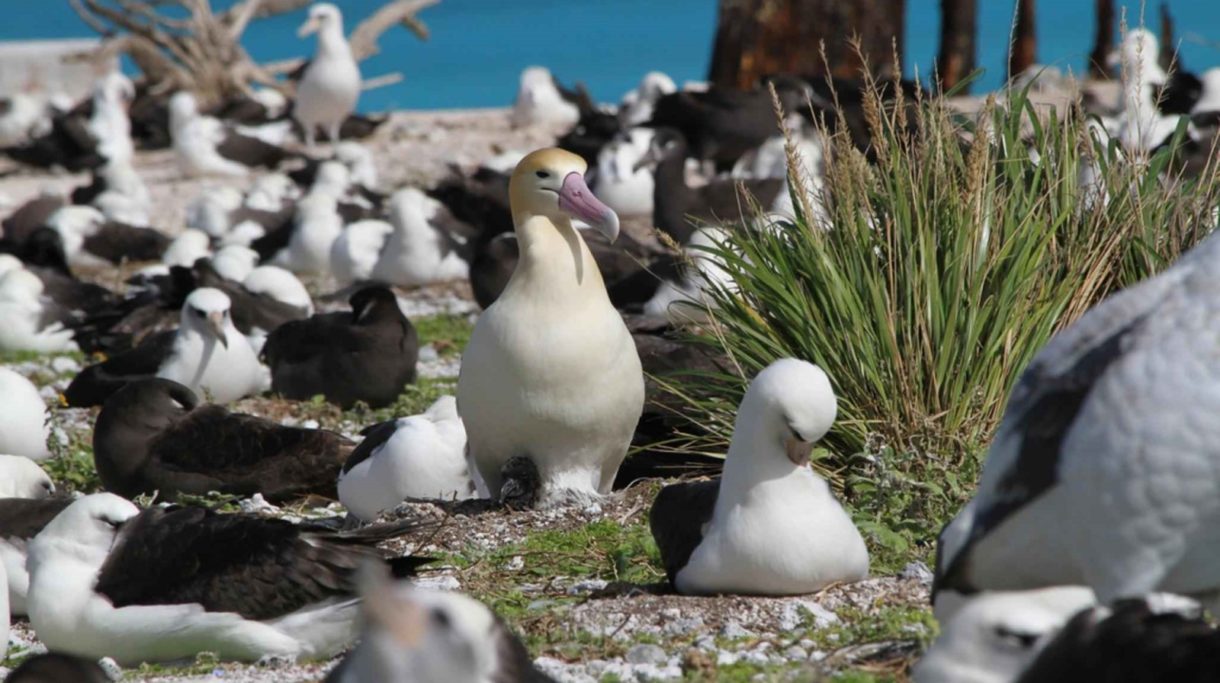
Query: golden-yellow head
[[509, 148, 620, 242]]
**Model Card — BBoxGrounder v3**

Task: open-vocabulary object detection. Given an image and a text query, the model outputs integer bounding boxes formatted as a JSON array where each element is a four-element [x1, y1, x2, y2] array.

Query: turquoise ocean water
[[1, 1, 1217, 111]]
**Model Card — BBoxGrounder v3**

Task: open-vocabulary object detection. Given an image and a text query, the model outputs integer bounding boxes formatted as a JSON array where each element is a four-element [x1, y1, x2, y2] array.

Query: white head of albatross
[[912, 587, 1096, 683], [327, 570, 543, 683], [651, 358, 869, 595], [155, 288, 267, 403], [457, 148, 642, 507]]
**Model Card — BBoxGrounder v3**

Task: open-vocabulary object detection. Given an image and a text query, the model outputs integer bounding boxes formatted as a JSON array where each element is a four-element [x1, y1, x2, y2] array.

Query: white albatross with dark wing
[[25, 493, 430, 665], [0, 497, 74, 616], [64, 287, 267, 407], [649, 358, 868, 595], [325, 567, 554, 683], [934, 229, 1220, 614], [456, 148, 643, 506], [338, 396, 474, 522]]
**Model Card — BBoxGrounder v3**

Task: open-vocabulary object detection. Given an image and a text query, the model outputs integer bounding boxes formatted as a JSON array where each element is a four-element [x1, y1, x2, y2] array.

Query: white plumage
[[935, 230, 1220, 614], [913, 587, 1096, 683], [295, 3, 361, 148], [338, 396, 473, 522], [619, 71, 676, 126], [673, 359, 869, 595], [335, 142, 379, 190], [162, 229, 212, 268], [327, 577, 517, 683], [0, 558, 7, 662], [242, 266, 314, 316], [169, 92, 249, 178], [87, 72, 135, 164], [187, 185, 245, 238], [25, 494, 359, 665], [0, 368, 51, 460], [46, 205, 110, 268], [510, 67, 579, 129], [457, 148, 642, 504], [331, 219, 392, 286], [156, 288, 267, 403], [0, 454, 54, 498], [92, 158, 152, 226], [371, 188, 469, 286], [212, 245, 261, 282], [276, 192, 343, 274], [593, 127, 656, 218], [643, 226, 735, 325], [0, 267, 78, 353]]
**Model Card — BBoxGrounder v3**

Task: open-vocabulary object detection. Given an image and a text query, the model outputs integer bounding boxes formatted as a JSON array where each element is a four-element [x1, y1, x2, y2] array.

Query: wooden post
[[1088, 0, 1115, 77], [936, 0, 977, 92], [708, 0, 907, 91], [1007, 0, 1037, 81]]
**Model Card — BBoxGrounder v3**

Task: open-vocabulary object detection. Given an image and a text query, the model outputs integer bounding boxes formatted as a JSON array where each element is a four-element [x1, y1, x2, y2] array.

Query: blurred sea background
[[3, 0, 1217, 111]]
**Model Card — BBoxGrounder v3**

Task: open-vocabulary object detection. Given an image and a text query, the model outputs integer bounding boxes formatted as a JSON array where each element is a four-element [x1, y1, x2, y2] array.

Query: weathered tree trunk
[[1088, 0, 1115, 78], [936, 0, 977, 92], [708, 0, 906, 91], [1007, 0, 1037, 81]]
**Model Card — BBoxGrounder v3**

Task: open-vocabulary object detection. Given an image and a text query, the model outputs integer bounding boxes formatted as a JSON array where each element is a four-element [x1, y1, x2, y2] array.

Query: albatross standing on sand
[[296, 3, 361, 148], [649, 359, 868, 595], [457, 148, 643, 506]]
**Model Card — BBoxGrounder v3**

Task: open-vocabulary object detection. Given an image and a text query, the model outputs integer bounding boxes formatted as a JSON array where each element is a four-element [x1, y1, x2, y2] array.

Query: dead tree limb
[[69, 0, 435, 107]]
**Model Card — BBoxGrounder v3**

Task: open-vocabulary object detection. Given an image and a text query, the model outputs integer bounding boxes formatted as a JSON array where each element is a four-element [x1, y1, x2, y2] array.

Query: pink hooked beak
[[557, 172, 620, 242]]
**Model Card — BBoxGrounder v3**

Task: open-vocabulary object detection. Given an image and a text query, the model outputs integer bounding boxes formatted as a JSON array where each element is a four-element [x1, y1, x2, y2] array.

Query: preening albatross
[[456, 148, 643, 506], [649, 358, 868, 595]]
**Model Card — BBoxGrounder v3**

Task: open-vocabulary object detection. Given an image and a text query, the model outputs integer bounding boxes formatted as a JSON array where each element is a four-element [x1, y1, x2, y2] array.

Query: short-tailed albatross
[[456, 148, 644, 506]]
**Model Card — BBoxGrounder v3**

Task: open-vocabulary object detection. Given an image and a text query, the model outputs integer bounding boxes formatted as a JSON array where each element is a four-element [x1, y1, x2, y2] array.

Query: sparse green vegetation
[[666, 82, 1220, 574], [414, 313, 475, 357]]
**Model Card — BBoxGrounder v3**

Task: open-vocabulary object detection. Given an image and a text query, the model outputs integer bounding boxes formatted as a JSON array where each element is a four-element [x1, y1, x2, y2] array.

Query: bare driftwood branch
[[70, 0, 435, 108], [348, 0, 438, 60], [362, 72, 404, 91]]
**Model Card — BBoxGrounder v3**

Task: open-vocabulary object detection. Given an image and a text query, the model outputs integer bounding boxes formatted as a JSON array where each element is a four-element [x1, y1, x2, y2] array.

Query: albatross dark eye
[[535, 170, 550, 179], [430, 607, 451, 630]]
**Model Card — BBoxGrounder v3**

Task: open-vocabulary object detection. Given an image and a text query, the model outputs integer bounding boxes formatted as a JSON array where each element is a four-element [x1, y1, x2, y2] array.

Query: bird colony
[[0, 12, 1218, 682]]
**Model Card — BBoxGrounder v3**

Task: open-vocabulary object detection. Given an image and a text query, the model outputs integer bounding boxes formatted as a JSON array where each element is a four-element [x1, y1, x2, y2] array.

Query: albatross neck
[[317, 26, 352, 58], [718, 402, 804, 502], [506, 213, 607, 304]]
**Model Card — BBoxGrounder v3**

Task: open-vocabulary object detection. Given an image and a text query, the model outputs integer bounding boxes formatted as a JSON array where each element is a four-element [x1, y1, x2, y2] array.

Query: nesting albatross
[[93, 378, 353, 502], [650, 359, 868, 595], [261, 286, 417, 409], [457, 148, 644, 506], [64, 287, 266, 407], [26, 493, 430, 665]]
